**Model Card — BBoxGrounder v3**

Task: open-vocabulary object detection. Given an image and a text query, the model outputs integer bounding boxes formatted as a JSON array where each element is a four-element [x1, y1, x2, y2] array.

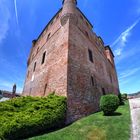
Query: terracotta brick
[[22, 0, 120, 124]]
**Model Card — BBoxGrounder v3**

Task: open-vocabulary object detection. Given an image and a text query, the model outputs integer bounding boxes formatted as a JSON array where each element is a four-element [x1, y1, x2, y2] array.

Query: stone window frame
[[41, 51, 46, 65]]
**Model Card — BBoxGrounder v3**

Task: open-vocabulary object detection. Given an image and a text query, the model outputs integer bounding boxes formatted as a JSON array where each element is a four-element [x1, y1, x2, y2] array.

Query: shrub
[[118, 93, 125, 105], [121, 94, 128, 101], [100, 94, 119, 115], [0, 94, 66, 140]]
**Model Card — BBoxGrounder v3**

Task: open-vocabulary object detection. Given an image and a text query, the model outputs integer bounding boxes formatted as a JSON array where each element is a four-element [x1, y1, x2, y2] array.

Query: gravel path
[[129, 98, 140, 140]]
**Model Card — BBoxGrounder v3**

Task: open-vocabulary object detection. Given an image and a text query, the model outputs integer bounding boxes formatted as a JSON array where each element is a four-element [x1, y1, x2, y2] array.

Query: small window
[[91, 76, 94, 86], [102, 88, 106, 95], [88, 49, 93, 63], [47, 33, 51, 41], [41, 51, 46, 64], [44, 84, 47, 96], [85, 31, 89, 38], [33, 62, 36, 72]]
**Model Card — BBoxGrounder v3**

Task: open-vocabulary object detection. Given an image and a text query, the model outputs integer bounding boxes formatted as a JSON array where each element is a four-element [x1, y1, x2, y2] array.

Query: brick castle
[[22, 0, 120, 123]]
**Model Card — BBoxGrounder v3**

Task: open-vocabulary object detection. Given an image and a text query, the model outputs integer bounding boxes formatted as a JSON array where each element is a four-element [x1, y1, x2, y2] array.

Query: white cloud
[[14, 0, 19, 25], [0, 0, 10, 44], [111, 18, 140, 56], [119, 67, 140, 80]]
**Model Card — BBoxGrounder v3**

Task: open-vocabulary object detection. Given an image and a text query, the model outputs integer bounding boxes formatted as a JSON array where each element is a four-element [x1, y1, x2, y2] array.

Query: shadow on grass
[[104, 112, 122, 116]]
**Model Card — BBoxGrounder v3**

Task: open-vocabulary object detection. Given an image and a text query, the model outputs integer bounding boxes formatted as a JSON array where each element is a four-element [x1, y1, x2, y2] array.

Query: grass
[[29, 101, 131, 140]]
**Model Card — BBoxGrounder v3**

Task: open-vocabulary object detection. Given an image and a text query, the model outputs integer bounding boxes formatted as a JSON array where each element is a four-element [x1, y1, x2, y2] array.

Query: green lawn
[[29, 101, 131, 140]]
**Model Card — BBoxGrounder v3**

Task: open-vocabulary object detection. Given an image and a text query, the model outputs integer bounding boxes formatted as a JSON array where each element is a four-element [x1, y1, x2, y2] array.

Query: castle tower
[[23, 0, 120, 123]]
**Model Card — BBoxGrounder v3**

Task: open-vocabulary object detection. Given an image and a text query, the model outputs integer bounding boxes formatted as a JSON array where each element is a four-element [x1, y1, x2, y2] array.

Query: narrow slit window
[[33, 62, 36, 72], [91, 76, 94, 86], [47, 33, 51, 41], [88, 49, 93, 63], [102, 88, 106, 95], [42, 51, 46, 64], [44, 84, 47, 96]]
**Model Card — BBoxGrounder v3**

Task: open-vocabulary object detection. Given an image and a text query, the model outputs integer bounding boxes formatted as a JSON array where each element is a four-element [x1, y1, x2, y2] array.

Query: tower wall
[[23, 12, 69, 97], [22, 0, 120, 124], [66, 9, 119, 123]]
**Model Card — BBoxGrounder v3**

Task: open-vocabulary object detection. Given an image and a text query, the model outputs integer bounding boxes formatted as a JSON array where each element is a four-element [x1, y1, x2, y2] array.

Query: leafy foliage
[[121, 94, 128, 101], [100, 94, 119, 115], [118, 93, 125, 105], [0, 94, 66, 140]]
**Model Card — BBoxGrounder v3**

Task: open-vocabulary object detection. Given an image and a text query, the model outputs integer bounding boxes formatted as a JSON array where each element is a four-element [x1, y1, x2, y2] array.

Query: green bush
[[100, 94, 119, 115], [0, 94, 66, 140], [118, 93, 125, 105], [121, 94, 128, 101]]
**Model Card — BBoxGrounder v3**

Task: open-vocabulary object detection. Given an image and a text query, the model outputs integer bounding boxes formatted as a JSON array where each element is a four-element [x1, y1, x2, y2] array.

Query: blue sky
[[0, 0, 140, 94]]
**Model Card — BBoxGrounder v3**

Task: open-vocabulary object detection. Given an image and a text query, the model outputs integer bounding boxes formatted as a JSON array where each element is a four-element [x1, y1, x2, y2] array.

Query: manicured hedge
[[100, 94, 119, 115], [0, 94, 66, 140]]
